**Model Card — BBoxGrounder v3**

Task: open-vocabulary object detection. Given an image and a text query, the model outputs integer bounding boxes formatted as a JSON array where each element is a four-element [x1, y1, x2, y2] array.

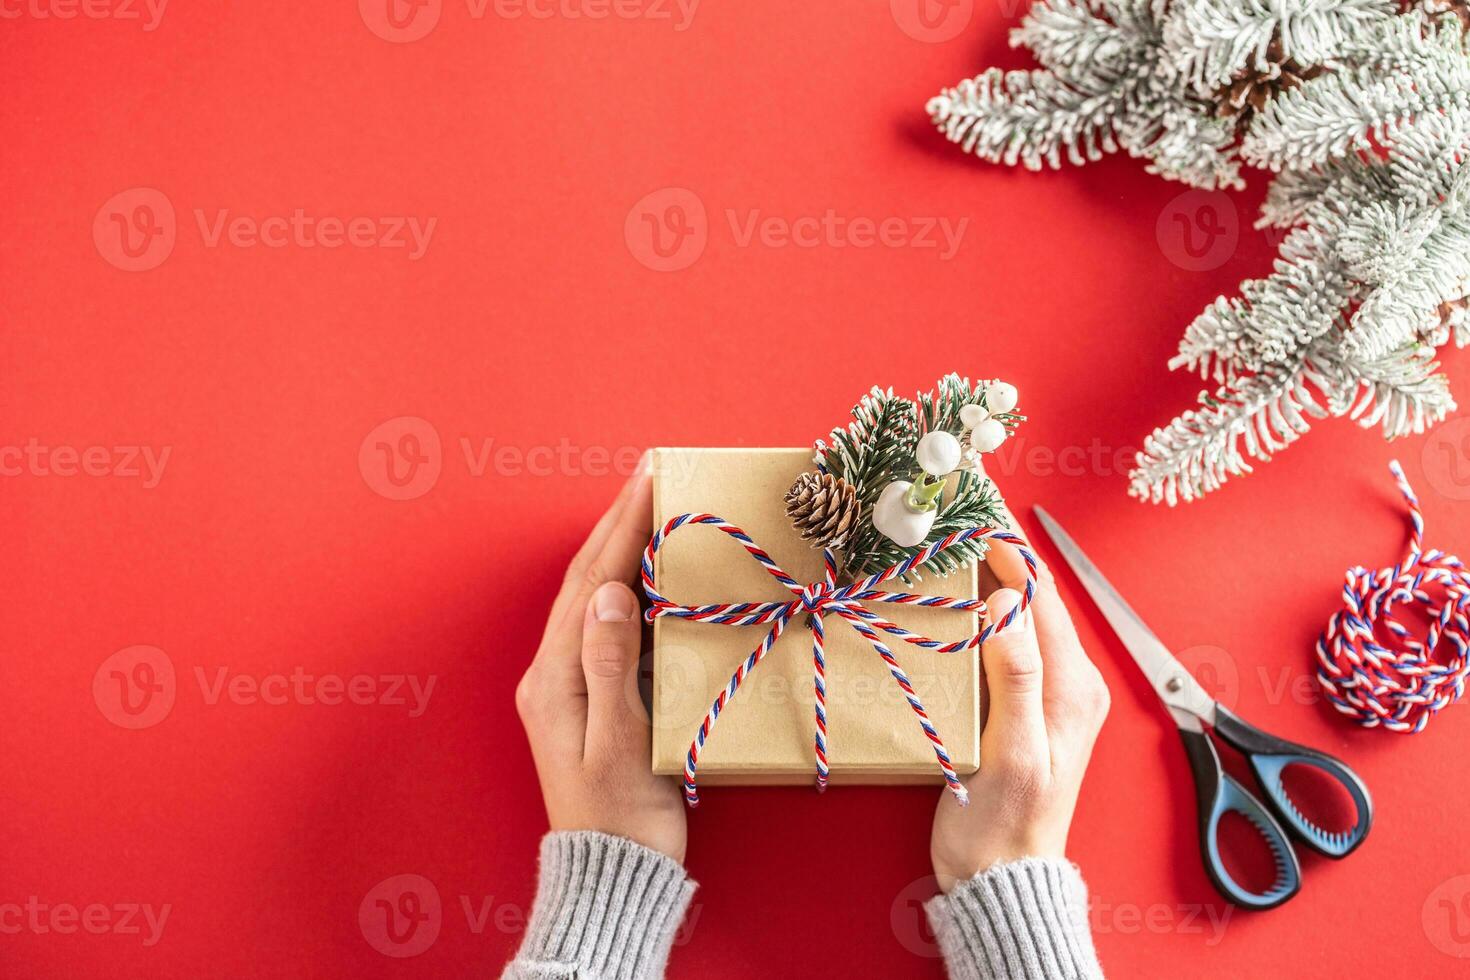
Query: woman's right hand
[[930, 512, 1110, 891]]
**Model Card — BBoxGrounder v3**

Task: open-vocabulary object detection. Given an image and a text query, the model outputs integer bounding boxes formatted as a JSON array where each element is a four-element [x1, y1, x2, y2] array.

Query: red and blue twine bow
[[641, 514, 1036, 806], [1316, 461, 1470, 733]]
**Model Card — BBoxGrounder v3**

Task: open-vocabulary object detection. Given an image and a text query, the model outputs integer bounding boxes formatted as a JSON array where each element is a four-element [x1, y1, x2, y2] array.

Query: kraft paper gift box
[[650, 447, 981, 784]]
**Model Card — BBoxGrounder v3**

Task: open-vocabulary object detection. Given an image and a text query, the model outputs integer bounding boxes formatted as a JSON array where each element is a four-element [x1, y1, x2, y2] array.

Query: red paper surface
[[4, 2, 1470, 976]]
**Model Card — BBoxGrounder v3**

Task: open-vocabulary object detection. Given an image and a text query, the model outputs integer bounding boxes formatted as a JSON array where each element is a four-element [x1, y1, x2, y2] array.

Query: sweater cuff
[[925, 857, 1103, 980], [506, 831, 695, 980]]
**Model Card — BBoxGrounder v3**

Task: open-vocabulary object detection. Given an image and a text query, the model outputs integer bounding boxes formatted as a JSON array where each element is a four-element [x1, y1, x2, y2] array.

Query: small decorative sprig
[[794, 374, 1025, 580]]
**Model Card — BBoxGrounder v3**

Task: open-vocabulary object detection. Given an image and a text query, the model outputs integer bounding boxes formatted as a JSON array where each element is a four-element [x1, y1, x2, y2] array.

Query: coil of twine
[[1316, 461, 1470, 733]]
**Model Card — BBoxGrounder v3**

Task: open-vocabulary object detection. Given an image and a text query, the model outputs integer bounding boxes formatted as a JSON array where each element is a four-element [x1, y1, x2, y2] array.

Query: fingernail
[[984, 588, 1030, 630], [638, 450, 653, 475], [593, 582, 636, 622]]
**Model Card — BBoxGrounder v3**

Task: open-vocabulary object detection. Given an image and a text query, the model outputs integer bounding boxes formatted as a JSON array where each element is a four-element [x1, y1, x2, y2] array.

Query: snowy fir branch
[[1164, 0, 1393, 96], [1242, 28, 1470, 173], [927, 0, 1248, 190], [1128, 355, 1328, 503], [927, 0, 1470, 502]]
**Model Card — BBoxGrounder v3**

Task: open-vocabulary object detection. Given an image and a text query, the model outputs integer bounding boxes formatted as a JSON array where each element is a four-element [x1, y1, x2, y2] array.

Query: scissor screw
[[1166, 676, 1183, 693]]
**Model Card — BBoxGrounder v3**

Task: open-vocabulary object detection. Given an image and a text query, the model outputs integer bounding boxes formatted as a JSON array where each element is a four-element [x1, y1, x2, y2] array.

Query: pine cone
[[785, 472, 861, 552], [1216, 39, 1323, 127]]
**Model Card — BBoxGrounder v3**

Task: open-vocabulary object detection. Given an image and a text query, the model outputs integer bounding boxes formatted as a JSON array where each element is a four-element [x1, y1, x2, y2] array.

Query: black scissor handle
[[1212, 705, 1373, 859], [1179, 727, 1302, 910]]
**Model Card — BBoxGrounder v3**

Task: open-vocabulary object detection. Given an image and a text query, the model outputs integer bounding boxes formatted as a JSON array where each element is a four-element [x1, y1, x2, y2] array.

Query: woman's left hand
[[515, 466, 687, 862]]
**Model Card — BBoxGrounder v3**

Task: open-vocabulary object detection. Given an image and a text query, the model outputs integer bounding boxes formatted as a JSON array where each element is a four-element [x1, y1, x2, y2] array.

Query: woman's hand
[[930, 505, 1110, 891], [515, 466, 687, 862]]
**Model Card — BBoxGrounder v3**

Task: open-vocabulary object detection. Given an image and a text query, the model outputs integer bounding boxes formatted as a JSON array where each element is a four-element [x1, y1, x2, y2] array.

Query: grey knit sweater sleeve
[[926, 857, 1104, 979], [504, 834, 1100, 980], [503, 831, 695, 980]]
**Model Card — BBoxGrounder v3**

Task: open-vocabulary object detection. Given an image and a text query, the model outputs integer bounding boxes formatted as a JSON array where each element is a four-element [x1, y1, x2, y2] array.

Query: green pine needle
[[813, 374, 1021, 582]]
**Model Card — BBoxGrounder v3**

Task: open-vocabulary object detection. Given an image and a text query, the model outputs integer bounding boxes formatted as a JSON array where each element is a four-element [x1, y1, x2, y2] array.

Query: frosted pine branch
[[1338, 344, 1457, 436], [928, 0, 1470, 502], [1164, 0, 1393, 95], [1243, 14, 1470, 170], [1012, 0, 1144, 73], [927, 0, 1248, 189], [927, 68, 1127, 171], [1128, 357, 1330, 504], [1171, 223, 1353, 377]]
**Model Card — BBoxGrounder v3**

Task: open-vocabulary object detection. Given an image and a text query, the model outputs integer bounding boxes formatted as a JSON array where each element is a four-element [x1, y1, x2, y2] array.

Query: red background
[[5, 1, 1470, 976]]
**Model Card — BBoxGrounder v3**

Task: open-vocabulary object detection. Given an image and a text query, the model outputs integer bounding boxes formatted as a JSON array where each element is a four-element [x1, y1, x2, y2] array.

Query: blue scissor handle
[[1212, 705, 1373, 859], [1179, 727, 1302, 910]]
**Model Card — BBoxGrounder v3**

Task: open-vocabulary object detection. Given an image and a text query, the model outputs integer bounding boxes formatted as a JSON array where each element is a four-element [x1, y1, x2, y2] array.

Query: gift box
[[649, 447, 981, 785]]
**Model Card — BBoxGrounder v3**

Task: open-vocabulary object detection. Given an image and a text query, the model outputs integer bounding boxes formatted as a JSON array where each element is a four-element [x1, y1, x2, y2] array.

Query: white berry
[[969, 418, 1007, 453], [959, 403, 989, 429], [872, 481, 937, 547], [916, 431, 962, 477], [986, 381, 1019, 415]]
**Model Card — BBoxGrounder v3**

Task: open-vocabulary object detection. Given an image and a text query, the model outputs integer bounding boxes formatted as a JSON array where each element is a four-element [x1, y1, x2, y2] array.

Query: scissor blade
[[1032, 507, 1215, 729]]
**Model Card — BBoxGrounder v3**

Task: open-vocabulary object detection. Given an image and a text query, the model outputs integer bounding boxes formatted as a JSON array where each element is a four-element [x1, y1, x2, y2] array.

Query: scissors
[[1034, 507, 1373, 910]]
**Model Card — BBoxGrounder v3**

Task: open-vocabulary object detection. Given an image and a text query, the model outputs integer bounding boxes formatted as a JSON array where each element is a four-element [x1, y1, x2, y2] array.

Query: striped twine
[[1316, 460, 1470, 733], [641, 513, 1037, 806]]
